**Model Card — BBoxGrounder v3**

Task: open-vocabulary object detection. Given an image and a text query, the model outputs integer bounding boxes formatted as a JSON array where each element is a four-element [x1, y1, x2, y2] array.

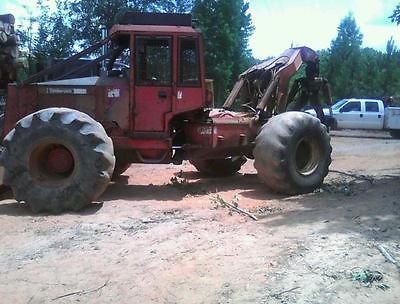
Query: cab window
[[106, 34, 130, 78], [179, 37, 200, 86], [341, 101, 361, 112], [135, 36, 172, 86], [365, 101, 379, 112]]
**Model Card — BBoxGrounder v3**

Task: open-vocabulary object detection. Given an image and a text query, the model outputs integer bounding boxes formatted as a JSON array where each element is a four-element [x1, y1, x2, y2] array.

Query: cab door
[[175, 37, 203, 113], [363, 101, 384, 129], [134, 36, 173, 132], [336, 100, 362, 129]]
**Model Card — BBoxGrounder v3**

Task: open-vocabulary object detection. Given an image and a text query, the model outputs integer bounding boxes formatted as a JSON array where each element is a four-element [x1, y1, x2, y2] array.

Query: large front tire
[[2, 108, 115, 213], [254, 112, 331, 194], [190, 156, 246, 177]]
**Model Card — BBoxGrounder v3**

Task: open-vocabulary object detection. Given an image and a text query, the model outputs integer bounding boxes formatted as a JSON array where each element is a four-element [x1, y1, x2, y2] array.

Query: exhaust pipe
[[100, 25, 107, 72]]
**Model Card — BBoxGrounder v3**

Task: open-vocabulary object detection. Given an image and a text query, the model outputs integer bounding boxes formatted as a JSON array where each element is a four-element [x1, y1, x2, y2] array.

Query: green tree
[[357, 47, 383, 97], [34, 0, 74, 59], [193, 0, 254, 105], [68, 0, 194, 49], [326, 13, 363, 99], [162, 0, 194, 13], [390, 3, 400, 24], [379, 37, 400, 97], [68, 0, 131, 49]]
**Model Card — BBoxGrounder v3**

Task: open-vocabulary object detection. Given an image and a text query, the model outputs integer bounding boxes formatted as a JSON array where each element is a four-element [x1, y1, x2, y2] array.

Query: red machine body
[[0, 13, 332, 213], [4, 22, 256, 165]]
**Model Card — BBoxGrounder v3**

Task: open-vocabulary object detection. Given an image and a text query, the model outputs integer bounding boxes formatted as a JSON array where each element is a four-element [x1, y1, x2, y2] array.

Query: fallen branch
[[211, 195, 258, 221], [377, 245, 400, 269], [329, 169, 374, 183], [223, 200, 258, 221], [51, 280, 109, 301], [272, 286, 300, 298]]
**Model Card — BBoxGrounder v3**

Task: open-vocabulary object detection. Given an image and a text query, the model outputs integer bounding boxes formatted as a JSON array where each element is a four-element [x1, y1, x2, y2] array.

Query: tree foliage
[[390, 3, 400, 25], [17, 2, 400, 103], [193, 0, 254, 105], [320, 11, 400, 101], [34, 0, 74, 58], [68, 0, 194, 48], [325, 13, 363, 99], [28, 0, 194, 53]]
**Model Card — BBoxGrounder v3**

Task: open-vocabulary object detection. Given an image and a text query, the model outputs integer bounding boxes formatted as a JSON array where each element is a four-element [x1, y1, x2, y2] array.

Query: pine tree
[[390, 3, 400, 25], [327, 13, 363, 99], [68, 0, 194, 48]]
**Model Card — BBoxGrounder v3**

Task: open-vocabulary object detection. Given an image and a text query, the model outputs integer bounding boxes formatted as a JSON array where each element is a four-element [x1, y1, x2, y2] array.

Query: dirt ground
[[0, 129, 400, 304]]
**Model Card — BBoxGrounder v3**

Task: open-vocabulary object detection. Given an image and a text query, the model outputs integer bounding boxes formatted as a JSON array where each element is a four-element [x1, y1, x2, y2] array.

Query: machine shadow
[[0, 200, 103, 216], [257, 174, 400, 242], [100, 170, 286, 202]]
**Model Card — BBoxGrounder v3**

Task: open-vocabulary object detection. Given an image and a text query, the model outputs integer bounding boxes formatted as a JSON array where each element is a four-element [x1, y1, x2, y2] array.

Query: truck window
[[179, 38, 200, 86], [365, 101, 379, 112], [341, 101, 361, 112], [135, 36, 172, 86]]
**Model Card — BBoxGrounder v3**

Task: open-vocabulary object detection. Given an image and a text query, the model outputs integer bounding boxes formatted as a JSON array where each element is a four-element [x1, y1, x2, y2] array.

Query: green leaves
[[34, 0, 74, 59], [390, 3, 400, 25], [322, 12, 400, 101], [326, 13, 363, 99], [193, 0, 254, 106]]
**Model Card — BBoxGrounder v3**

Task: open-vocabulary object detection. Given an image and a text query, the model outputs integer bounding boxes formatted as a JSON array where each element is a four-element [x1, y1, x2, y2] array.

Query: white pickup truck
[[305, 98, 400, 138]]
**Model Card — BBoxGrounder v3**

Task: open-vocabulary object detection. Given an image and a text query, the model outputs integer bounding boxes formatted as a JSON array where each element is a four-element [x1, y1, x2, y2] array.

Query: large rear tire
[[2, 108, 115, 213], [254, 112, 331, 194], [190, 156, 246, 177]]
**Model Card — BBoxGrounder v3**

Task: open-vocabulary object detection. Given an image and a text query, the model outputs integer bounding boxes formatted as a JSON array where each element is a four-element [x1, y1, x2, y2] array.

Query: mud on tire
[[190, 156, 246, 177], [253, 111, 331, 194], [2, 107, 115, 213]]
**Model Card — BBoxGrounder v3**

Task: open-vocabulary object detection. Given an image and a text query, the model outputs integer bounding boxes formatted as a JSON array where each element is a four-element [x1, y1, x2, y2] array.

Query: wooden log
[[0, 53, 9, 61], [0, 31, 7, 44], [5, 34, 18, 46], [15, 57, 28, 69], [3, 23, 12, 35], [3, 46, 18, 58], [0, 14, 15, 25]]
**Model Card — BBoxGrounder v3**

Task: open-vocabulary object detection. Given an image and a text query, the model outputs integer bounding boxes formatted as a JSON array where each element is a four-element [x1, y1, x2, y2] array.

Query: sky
[[248, 0, 400, 58], [1, 0, 400, 59]]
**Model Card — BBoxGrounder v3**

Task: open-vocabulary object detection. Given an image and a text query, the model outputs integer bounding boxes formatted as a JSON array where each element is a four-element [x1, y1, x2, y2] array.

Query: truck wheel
[[389, 130, 400, 139], [254, 112, 331, 194], [190, 156, 246, 177], [2, 108, 115, 213]]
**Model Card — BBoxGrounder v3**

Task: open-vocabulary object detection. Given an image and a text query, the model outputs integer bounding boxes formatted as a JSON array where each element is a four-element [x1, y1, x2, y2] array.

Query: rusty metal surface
[[3, 83, 38, 135], [38, 77, 100, 86], [223, 46, 319, 113], [109, 24, 199, 37], [20, 37, 110, 86], [3, 14, 263, 166], [117, 12, 192, 27], [183, 112, 255, 160]]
